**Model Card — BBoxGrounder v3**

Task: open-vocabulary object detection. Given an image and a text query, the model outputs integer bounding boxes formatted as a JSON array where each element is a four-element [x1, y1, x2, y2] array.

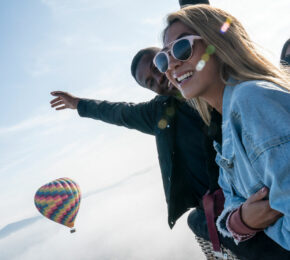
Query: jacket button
[[227, 162, 234, 168]]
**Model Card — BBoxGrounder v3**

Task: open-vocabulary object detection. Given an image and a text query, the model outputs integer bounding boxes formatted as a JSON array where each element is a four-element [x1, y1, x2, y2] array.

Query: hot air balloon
[[34, 177, 81, 233]]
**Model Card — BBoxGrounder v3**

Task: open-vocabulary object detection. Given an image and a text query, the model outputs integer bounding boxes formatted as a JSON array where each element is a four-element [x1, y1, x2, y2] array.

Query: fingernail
[[260, 187, 266, 193]]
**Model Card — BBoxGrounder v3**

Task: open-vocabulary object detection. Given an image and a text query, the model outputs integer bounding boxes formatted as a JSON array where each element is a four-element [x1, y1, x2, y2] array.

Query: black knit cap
[[130, 47, 160, 83], [179, 0, 209, 7], [280, 39, 290, 65]]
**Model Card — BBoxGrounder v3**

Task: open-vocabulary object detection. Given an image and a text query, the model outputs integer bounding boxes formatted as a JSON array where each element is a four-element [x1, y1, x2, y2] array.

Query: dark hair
[[130, 47, 160, 82], [179, 0, 209, 7], [280, 38, 290, 65]]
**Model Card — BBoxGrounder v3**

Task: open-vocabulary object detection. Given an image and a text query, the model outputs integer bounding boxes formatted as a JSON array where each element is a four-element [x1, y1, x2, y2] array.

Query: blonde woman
[[153, 4, 290, 257]]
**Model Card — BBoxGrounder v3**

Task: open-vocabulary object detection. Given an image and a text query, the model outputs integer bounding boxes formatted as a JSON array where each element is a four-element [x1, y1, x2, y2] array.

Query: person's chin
[[180, 92, 191, 99], [180, 88, 201, 99], [179, 80, 203, 99]]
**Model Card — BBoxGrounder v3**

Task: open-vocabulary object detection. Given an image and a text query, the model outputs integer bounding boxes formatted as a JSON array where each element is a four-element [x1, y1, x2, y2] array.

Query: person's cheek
[[165, 73, 178, 89]]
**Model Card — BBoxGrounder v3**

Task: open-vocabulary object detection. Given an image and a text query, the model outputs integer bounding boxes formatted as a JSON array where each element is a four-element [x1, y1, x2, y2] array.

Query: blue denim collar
[[220, 78, 239, 159], [222, 78, 239, 119]]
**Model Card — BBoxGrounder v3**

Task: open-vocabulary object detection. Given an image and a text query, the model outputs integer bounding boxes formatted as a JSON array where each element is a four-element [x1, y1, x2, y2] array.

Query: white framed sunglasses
[[153, 35, 202, 73]]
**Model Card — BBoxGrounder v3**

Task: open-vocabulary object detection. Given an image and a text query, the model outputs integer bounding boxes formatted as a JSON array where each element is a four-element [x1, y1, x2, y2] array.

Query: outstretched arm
[[50, 91, 159, 135]]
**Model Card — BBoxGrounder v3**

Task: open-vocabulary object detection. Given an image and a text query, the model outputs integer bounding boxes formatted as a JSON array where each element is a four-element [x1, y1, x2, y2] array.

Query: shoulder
[[231, 80, 287, 102], [134, 95, 170, 110], [151, 95, 171, 103], [225, 80, 290, 151], [149, 95, 181, 110], [138, 96, 173, 118], [229, 80, 289, 112], [147, 95, 172, 106]]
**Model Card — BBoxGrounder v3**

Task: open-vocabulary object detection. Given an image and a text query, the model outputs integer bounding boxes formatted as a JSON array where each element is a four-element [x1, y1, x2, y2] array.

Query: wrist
[[240, 204, 263, 231], [226, 205, 258, 242], [73, 98, 81, 109]]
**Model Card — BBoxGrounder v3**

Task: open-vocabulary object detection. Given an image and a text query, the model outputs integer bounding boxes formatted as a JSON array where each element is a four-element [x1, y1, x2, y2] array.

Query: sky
[[0, 0, 289, 259]]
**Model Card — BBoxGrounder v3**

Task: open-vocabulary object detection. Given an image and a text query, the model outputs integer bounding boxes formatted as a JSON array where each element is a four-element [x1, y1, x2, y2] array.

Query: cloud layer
[[0, 168, 204, 260]]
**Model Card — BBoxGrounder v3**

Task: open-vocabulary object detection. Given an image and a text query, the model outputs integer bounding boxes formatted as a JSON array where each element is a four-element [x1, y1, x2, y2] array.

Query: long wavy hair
[[163, 5, 290, 125]]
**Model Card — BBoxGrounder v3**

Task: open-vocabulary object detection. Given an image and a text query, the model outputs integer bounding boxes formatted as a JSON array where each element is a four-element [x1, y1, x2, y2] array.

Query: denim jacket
[[215, 79, 290, 250]]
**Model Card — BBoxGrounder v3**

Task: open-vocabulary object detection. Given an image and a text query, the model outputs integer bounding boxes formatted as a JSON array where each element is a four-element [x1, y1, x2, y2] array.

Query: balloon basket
[[70, 228, 76, 233]]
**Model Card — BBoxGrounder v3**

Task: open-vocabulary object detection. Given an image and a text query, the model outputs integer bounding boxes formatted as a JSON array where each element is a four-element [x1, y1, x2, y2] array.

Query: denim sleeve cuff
[[226, 205, 260, 242]]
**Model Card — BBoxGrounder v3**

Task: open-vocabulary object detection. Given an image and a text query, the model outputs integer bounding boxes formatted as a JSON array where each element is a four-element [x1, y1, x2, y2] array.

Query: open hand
[[50, 91, 80, 110], [241, 187, 283, 230]]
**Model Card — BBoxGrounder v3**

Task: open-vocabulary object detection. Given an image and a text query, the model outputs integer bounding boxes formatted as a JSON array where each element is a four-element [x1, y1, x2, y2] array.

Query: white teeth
[[176, 72, 193, 83]]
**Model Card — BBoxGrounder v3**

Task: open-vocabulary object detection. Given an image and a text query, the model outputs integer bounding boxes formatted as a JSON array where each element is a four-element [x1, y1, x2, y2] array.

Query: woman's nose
[[167, 54, 182, 71]]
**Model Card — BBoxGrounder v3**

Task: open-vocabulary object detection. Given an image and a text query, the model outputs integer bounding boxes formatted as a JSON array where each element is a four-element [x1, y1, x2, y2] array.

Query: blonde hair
[[164, 5, 290, 125]]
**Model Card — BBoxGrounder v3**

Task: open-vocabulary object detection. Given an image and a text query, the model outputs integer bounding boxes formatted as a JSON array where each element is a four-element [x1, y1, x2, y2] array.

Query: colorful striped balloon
[[34, 177, 81, 231]]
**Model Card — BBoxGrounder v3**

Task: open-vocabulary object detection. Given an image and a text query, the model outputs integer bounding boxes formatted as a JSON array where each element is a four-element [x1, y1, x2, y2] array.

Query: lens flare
[[201, 53, 210, 62], [158, 119, 168, 129], [196, 60, 206, 71], [206, 45, 216, 55], [220, 17, 232, 34], [195, 17, 232, 72]]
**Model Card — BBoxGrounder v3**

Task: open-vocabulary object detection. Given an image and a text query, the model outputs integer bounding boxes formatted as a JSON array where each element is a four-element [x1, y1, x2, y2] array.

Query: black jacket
[[77, 95, 219, 228]]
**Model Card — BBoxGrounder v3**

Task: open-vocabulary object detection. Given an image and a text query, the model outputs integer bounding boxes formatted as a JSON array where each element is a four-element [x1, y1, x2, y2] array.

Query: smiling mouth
[[175, 71, 194, 86]]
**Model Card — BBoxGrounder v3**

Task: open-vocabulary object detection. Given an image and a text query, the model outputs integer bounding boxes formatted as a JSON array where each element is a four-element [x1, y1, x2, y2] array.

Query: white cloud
[[0, 112, 72, 136], [0, 168, 205, 260], [0, 155, 31, 176], [211, 0, 290, 64], [28, 58, 53, 77], [41, 0, 125, 14], [142, 16, 165, 27], [0, 111, 159, 224]]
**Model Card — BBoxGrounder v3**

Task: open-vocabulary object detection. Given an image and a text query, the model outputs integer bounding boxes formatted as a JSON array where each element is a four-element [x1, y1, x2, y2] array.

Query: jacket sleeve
[[253, 142, 290, 250], [232, 81, 290, 250], [77, 98, 159, 135], [216, 169, 245, 238]]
